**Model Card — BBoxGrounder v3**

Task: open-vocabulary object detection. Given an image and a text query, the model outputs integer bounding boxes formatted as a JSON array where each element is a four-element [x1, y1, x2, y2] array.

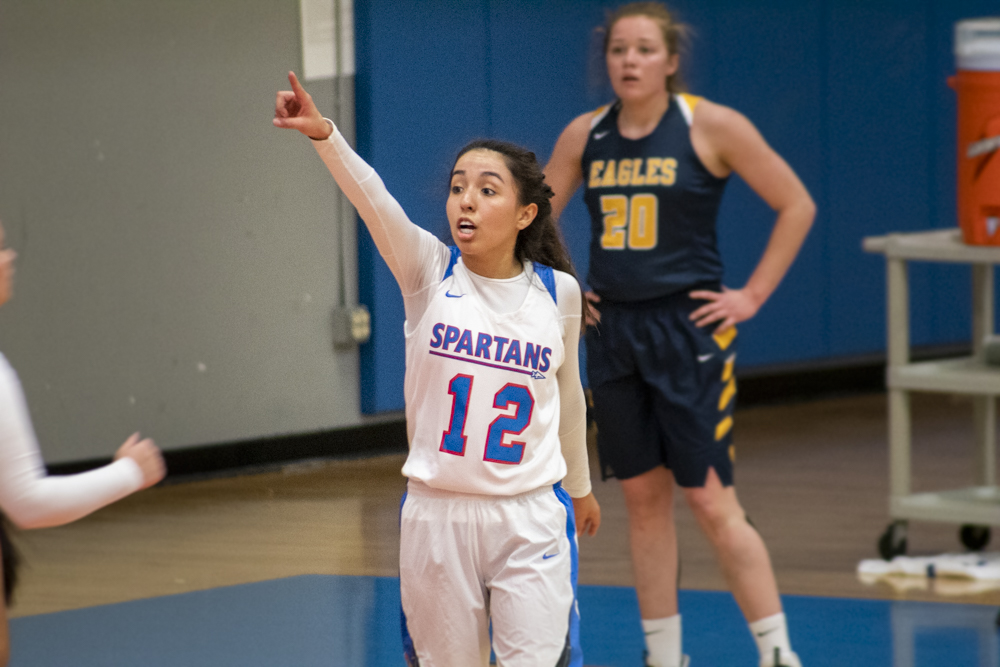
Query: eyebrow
[[450, 169, 506, 183]]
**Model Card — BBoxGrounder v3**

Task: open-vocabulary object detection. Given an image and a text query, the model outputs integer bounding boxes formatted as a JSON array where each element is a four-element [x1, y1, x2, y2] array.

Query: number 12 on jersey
[[440, 374, 535, 465]]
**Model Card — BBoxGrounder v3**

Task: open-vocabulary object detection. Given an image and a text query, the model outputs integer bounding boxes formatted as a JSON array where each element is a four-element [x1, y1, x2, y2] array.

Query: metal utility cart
[[863, 228, 1000, 560]]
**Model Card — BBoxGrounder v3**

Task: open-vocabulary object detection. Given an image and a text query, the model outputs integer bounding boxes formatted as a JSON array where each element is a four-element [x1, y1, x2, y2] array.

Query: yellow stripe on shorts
[[718, 378, 736, 412], [713, 327, 737, 351], [722, 354, 736, 383], [715, 416, 733, 441]]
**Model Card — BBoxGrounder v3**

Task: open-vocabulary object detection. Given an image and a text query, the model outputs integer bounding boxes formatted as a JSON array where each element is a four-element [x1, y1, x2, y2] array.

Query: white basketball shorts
[[399, 480, 581, 667]]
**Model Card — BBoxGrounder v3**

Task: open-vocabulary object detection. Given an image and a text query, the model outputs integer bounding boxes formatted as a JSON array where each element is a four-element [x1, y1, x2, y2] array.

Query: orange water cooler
[[951, 18, 1000, 245]]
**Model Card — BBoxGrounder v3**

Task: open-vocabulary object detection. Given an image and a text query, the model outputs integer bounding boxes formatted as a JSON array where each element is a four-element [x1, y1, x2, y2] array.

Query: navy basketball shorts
[[585, 288, 737, 488]]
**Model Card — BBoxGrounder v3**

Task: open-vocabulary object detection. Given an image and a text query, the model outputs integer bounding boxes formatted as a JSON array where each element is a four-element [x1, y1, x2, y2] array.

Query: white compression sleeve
[[554, 275, 590, 498], [0, 356, 144, 529], [311, 123, 445, 303]]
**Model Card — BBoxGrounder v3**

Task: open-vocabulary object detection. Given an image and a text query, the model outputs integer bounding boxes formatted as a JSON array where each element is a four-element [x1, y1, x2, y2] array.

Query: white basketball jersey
[[401, 248, 567, 496]]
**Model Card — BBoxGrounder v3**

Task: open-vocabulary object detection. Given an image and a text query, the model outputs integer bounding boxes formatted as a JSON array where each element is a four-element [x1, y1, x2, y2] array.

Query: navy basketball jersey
[[581, 94, 728, 302]]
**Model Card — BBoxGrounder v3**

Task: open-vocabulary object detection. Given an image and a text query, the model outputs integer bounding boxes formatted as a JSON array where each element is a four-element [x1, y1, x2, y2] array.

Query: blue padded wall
[[355, 0, 997, 413]]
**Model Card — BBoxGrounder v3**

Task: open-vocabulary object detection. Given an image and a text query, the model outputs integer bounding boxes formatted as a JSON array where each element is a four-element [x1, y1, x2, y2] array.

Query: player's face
[[606, 15, 679, 102], [447, 150, 536, 276], [0, 222, 16, 308]]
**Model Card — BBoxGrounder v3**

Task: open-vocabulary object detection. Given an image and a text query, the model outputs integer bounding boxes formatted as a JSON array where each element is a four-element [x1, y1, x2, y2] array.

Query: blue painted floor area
[[10, 575, 999, 666]]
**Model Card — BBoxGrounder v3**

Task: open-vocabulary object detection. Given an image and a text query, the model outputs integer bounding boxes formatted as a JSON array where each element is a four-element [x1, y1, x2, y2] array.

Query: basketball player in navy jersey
[[544, 4, 815, 667], [275, 72, 600, 667]]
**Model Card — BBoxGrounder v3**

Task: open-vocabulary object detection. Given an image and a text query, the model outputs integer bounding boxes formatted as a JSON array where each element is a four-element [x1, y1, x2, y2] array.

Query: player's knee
[[621, 467, 672, 509], [684, 487, 740, 538], [622, 485, 672, 525], [684, 487, 719, 522]]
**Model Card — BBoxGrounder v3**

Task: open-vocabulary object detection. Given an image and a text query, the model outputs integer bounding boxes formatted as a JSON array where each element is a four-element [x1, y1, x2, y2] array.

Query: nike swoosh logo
[[697, 353, 713, 362], [644, 630, 662, 636], [542, 552, 559, 560], [755, 627, 779, 638], [593, 130, 610, 140], [445, 291, 464, 298]]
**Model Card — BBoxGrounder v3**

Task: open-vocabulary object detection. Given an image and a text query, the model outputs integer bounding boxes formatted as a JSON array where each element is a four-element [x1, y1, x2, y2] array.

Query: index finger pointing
[[288, 71, 306, 95]]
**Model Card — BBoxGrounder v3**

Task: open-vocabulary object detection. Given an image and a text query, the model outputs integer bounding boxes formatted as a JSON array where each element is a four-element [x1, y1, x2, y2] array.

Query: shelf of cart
[[888, 357, 1000, 394], [891, 486, 1000, 526], [863, 229, 1000, 263]]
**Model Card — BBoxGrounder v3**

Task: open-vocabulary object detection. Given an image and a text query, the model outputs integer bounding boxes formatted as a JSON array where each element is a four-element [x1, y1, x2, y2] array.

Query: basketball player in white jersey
[[274, 72, 600, 667], [0, 219, 166, 666]]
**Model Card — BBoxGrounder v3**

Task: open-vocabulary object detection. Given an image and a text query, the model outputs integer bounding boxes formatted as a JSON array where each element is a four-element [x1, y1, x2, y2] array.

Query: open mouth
[[456, 218, 476, 237]]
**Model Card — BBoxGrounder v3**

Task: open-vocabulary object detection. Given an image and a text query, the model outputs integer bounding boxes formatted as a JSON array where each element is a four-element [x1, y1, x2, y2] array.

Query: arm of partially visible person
[[273, 72, 444, 297], [688, 102, 816, 333], [554, 274, 600, 537], [0, 361, 164, 529]]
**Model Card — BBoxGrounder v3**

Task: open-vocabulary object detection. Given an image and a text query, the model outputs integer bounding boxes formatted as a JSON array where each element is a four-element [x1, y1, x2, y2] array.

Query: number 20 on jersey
[[600, 193, 659, 250]]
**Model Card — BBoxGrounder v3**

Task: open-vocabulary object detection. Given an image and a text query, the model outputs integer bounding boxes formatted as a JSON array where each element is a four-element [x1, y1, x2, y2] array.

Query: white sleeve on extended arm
[[311, 122, 445, 296], [0, 358, 144, 529], [554, 274, 591, 498]]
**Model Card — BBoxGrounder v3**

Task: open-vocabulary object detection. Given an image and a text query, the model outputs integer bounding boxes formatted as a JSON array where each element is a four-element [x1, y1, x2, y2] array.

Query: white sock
[[749, 612, 797, 666], [642, 614, 682, 667]]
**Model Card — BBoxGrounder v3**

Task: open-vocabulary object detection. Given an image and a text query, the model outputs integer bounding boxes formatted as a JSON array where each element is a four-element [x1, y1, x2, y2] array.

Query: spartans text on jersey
[[429, 323, 553, 379]]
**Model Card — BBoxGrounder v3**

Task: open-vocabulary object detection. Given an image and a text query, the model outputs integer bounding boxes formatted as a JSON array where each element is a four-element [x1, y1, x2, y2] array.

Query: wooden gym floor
[[8, 391, 1000, 620]]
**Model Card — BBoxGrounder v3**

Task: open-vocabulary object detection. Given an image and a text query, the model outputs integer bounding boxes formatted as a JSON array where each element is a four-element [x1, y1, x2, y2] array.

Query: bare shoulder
[[690, 99, 769, 176], [691, 99, 758, 140], [553, 110, 599, 157], [546, 108, 609, 215]]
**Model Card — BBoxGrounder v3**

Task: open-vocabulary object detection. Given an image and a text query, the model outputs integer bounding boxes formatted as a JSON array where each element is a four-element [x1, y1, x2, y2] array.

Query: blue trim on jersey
[[441, 249, 557, 305], [553, 482, 583, 667], [442, 245, 461, 281], [533, 262, 558, 304], [398, 489, 419, 667]]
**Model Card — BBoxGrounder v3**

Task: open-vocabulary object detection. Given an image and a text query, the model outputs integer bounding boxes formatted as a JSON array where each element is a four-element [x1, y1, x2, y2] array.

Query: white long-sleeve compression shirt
[[0, 354, 143, 529]]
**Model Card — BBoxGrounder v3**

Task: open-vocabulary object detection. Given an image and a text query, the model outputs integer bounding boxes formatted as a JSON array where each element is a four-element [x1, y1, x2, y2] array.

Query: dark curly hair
[[1, 514, 19, 605], [452, 139, 586, 327]]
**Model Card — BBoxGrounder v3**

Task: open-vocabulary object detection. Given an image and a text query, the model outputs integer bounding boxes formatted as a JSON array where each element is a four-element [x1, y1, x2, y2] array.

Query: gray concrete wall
[[0, 0, 362, 463]]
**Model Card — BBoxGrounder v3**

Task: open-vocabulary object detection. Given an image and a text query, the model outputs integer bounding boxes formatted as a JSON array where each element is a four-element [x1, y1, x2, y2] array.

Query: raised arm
[[688, 101, 816, 333], [273, 72, 442, 295], [0, 361, 164, 529]]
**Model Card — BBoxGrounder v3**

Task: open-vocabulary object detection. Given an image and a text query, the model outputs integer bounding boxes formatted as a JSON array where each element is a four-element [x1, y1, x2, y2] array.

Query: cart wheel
[[878, 521, 908, 560], [959, 524, 991, 551]]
